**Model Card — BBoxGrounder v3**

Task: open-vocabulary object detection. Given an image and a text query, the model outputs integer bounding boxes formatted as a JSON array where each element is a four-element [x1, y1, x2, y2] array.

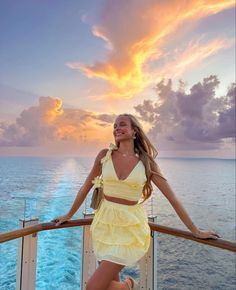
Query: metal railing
[[1, 217, 235, 251], [0, 214, 235, 290]]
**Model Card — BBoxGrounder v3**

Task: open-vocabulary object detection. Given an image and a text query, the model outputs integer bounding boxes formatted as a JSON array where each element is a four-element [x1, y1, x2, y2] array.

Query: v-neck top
[[100, 143, 147, 202]]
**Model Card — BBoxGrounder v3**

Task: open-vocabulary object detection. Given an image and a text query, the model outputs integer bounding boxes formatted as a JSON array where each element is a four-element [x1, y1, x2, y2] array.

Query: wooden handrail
[[0, 218, 93, 243], [0, 219, 235, 252], [149, 222, 236, 252]]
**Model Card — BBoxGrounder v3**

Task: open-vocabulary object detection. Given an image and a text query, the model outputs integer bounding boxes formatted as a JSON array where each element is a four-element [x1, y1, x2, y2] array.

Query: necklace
[[117, 150, 139, 157]]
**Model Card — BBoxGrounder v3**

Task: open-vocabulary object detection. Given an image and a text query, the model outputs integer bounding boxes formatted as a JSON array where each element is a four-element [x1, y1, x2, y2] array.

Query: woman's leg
[[98, 260, 120, 282], [86, 260, 130, 290], [107, 279, 133, 290]]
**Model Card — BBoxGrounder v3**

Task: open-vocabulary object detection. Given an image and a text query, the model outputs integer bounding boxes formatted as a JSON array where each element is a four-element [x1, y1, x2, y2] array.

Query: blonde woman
[[52, 113, 220, 290]]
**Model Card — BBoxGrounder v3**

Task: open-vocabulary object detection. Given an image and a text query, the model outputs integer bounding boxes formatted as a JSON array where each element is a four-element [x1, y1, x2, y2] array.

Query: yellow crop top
[[91, 143, 168, 202], [100, 143, 147, 202]]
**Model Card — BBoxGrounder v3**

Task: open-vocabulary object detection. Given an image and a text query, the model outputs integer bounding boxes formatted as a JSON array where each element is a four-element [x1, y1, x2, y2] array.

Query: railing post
[[139, 215, 158, 290], [16, 218, 38, 290], [81, 212, 97, 290]]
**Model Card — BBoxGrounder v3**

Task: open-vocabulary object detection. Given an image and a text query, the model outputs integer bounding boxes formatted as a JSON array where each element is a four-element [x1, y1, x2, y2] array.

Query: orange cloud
[[67, 0, 234, 98], [0, 97, 115, 148], [148, 36, 235, 81], [54, 112, 114, 144], [40, 97, 64, 123]]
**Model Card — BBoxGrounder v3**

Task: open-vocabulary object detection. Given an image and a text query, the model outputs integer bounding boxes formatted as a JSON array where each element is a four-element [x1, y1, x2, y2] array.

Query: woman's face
[[113, 115, 135, 143]]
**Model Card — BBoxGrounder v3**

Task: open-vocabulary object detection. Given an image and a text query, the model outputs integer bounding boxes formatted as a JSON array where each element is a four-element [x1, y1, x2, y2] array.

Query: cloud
[[67, 0, 234, 98], [134, 75, 235, 151], [148, 36, 234, 81], [215, 83, 235, 139], [0, 96, 115, 147], [1, 76, 234, 154]]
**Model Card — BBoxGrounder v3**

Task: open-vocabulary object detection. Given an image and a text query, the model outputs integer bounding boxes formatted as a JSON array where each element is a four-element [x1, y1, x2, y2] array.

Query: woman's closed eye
[[114, 122, 128, 129]]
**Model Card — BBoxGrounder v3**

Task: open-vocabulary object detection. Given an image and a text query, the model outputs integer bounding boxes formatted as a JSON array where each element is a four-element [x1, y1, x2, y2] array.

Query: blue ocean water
[[0, 156, 235, 290]]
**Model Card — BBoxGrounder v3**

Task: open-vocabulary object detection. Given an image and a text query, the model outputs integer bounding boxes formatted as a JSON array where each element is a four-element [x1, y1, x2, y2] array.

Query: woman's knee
[[85, 280, 96, 290], [86, 260, 124, 290], [86, 279, 104, 290]]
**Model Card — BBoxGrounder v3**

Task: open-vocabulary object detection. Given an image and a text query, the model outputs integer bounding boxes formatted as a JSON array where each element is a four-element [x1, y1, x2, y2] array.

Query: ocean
[[0, 156, 235, 290]]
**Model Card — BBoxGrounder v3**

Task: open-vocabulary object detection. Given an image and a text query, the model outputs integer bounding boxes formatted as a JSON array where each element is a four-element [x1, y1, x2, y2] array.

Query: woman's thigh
[[98, 260, 120, 282], [86, 260, 124, 290]]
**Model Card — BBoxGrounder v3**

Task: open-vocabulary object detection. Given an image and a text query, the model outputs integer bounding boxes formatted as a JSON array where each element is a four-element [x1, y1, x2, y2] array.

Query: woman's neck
[[117, 141, 135, 155]]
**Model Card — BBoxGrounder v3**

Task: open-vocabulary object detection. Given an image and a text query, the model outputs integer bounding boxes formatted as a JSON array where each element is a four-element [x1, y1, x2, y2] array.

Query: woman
[[52, 113, 221, 290]]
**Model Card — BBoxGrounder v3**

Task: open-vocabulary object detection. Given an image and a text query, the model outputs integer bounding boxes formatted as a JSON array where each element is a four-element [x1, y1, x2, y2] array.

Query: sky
[[0, 0, 235, 158]]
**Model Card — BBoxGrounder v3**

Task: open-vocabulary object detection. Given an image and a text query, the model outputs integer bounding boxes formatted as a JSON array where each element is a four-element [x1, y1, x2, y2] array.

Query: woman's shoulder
[[94, 148, 109, 164], [95, 143, 118, 164], [98, 148, 109, 158]]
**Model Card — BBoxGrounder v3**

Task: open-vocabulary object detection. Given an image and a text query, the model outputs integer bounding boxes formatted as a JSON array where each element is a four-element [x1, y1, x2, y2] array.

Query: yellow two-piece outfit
[[90, 143, 151, 267]]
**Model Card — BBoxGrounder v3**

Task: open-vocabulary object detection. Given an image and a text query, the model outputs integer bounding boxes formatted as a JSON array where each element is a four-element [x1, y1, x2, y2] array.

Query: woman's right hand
[[51, 213, 72, 226]]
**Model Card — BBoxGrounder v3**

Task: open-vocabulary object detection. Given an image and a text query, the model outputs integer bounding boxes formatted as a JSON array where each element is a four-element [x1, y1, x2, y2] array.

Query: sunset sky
[[0, 0, 235, 158]]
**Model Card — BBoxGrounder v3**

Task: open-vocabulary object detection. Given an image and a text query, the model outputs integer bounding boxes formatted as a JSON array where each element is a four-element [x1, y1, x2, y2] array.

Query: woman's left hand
[[192, 229, 221, 240]]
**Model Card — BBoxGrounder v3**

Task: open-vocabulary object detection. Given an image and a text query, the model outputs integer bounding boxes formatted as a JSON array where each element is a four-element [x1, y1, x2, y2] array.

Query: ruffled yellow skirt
[[90, 199, 151, 267]]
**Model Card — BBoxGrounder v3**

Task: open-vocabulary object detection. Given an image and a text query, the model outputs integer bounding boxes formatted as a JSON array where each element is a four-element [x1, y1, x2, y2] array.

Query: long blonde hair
[[115, 113, 166, 203]]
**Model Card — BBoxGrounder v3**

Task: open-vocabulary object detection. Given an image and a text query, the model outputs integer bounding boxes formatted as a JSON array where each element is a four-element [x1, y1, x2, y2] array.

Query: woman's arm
[[66, 149, 107, 217], [52, 149, 108, 226], [151, 167, 221, 239]]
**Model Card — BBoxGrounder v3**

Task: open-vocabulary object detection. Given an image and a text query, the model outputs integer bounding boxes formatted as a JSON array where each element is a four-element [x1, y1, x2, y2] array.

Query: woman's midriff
[[104, 194, 138, 205]]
